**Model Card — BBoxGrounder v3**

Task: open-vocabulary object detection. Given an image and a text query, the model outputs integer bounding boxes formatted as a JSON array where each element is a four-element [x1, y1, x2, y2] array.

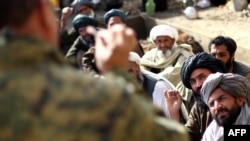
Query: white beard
[[157, 47, 174, 58]]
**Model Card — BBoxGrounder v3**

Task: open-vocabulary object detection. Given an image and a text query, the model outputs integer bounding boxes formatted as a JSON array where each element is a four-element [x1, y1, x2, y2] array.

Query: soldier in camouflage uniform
[[0, 0, 190, 141]]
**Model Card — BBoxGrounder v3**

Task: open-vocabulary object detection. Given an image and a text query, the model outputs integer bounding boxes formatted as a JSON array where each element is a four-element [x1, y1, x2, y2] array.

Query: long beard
[[193, 91, 209, 110], [214, 104, 241, 126], [80, 35, 95, 47], [157, 47, 173, 58], [225, 59, 233, 71]]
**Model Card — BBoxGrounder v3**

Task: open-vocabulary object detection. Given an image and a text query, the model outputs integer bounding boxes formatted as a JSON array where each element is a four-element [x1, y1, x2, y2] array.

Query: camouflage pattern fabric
[[0, 35, 190, 141]]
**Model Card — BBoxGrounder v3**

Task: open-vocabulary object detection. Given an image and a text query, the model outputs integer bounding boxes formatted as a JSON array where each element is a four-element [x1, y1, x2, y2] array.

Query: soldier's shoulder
[[155, 117, 190, 141]]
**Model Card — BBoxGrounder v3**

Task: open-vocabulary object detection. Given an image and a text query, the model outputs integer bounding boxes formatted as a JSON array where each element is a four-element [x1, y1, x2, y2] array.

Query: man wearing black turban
[[165, 52, 227, 141], [65, 14, 98, 70]]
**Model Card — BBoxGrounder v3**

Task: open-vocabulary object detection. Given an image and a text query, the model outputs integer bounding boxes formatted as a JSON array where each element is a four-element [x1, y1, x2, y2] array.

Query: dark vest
[[233, 61, 250, 77], [142, 73, 159, 98]]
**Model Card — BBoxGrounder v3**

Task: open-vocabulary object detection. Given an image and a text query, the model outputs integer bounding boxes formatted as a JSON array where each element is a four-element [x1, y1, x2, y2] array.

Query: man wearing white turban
[[140, 24, 193, 86], [201, 72, 250, 141]]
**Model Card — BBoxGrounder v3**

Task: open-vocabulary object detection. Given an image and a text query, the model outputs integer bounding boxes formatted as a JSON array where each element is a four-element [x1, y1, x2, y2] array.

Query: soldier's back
[[0, 36, 190, 141]]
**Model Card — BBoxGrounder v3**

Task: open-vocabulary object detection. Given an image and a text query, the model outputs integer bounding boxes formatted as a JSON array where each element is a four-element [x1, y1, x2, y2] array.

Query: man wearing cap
[[140, 24, 193, 86], [200, 72, 250, 141], [65, 14, 98, 70], [104, 8, 145, 57]]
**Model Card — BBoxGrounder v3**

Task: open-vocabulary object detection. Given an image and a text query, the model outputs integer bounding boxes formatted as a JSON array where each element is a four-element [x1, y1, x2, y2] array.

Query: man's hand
[[164, 89, 182, 121], [60, 7, 73, 30], [94, 24, 137, 73]]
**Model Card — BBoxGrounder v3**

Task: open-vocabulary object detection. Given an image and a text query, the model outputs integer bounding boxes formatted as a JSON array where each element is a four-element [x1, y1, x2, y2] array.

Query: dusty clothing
[[140, 44, 193, 86], [185, 102, 213, 141], [0, 35, 190, 141], [60, 28, 79, 55], [65, 36, 94, 69], [176, 81, 194, 113]]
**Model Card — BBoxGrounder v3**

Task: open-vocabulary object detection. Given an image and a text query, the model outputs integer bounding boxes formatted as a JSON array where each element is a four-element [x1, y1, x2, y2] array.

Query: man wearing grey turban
[[201, 72, 250, 141], [165, 52, 227, 141]]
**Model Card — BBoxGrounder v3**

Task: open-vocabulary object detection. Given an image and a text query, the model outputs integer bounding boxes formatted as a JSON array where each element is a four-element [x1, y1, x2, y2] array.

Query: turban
[[104, 9, 127, 24], [149, 25, 178, 42], [73, 0, 93, 11], [181, 52, 226, 89], [129, 52, 141, 65], [201, 72, 250, 105], [72, 14, 98, 31]]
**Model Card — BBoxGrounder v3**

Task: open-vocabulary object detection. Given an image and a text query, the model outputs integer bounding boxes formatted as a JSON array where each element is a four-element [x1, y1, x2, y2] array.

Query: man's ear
[[35, 0, 58, 47], [231, 53, 235, 61], [37, 0, 50, 30], [236, 96, 246, 106]]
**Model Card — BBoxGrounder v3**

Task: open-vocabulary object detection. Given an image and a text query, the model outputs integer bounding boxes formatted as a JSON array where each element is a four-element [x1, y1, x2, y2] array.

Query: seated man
[[208, 35, 250, 82], [65, 14, 98, 70], [201, 72, 250, 141], [140, 24, 193, 86]]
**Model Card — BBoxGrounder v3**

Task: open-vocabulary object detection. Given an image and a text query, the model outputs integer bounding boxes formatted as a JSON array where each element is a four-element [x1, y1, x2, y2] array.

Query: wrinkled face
[[107, 16, 124, 29], [208, 88, 244, 126], [77, 5, 92, 15], [210, 44, 234, 71], [190, 68, 212, 95], [127, 61, 140, 80], [154, 36, 175, 54]]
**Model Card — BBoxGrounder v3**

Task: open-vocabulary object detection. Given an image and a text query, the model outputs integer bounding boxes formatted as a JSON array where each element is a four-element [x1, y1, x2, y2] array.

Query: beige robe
[[140, 44, 193, 86]]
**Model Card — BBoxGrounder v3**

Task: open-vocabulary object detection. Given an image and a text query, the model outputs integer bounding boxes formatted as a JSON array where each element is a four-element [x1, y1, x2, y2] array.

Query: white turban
[[129, 52, 141, 65], [149, 25, 178, 43], [201, 72, 250, 106]]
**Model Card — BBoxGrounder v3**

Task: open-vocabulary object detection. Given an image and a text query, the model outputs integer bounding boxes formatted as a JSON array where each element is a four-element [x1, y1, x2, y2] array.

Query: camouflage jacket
[[0, 36, 189, 141]]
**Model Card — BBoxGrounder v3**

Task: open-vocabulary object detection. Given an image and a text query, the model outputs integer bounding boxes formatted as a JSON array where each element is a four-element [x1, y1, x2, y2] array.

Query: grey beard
[[157, 48, 173, 58]]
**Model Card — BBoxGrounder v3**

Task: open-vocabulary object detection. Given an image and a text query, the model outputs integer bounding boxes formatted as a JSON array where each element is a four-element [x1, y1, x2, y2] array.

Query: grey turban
[[181, 52, 226, 89], [201, 72, 250, 106]]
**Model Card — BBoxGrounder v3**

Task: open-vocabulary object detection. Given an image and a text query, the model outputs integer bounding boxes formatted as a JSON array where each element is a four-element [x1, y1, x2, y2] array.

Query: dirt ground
[[153, 5, 250, 47], [139, 3, 250, 65]]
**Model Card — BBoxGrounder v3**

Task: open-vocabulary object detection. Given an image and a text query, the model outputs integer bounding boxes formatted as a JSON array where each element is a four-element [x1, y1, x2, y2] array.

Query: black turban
[[104, 9, 127, 24], [181, 52, 226, 89], [72, 14, 98, 31]]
